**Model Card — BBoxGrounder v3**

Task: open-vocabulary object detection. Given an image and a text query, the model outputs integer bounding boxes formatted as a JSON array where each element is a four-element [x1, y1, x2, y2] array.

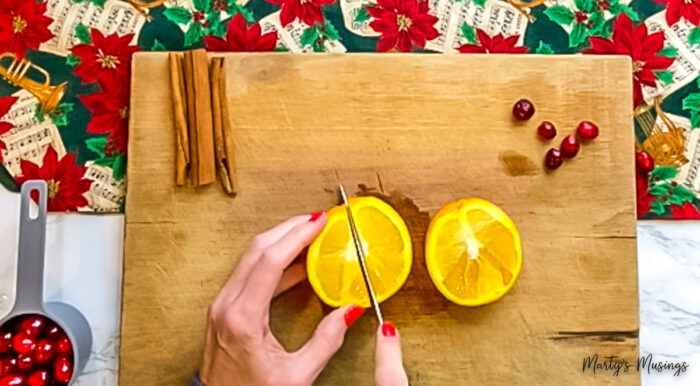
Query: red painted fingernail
[[344, 305, 364, 327], [309, 211, 323, 222], [382, 321, 396, 337]]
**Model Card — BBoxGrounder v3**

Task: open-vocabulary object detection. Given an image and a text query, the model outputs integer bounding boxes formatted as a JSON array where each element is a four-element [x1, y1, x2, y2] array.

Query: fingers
[[375, 322, 408, 386], [295, 305, 365, 380], [273, 261, 307, 298], [239, 213, 327, 316]]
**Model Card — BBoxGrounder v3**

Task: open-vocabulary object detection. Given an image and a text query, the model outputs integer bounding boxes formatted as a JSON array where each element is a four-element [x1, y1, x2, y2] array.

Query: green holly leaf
[[112, 154, 126, 180], [668, 195, 683, 206], [658, 46, 677, 58], [544, 6, 575, 26], [536, 41, 554, 54], [569, 23, 587, 48], [193, 0, 210, 12], [674, 185, 696, 202], [85, 137, 107, 158], [473, 0, 487, 6], [75, 24, 91, 44], [689, 27, 700, 47], [682, 93, 700, 112], [151, 39, 167, 51], [48, 102, 73, 127], [648, 184, 670, 196], [575, 0, 594, 12], [300, 26, 320, 48], [324, 20, 341, 41], [691, 110, 700, 129], [163, 6, 192, 25], [588, 11, 605, 36], [650, 200, 667, 215], [93, 157, 114, 166], [461, 23, 477, 44], [650, 166, 678, 181], [34, 104, 45, 123], [355, 8, 370, 23], [184, 23, 203, 47], [654, 70, 673, 85], [228, 2, 254, 22], [609, 4, 639, 23], [66, 54, 81, 68]]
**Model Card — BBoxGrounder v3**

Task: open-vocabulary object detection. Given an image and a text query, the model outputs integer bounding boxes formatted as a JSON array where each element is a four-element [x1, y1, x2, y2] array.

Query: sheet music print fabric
[[0, 0, 699, 218]]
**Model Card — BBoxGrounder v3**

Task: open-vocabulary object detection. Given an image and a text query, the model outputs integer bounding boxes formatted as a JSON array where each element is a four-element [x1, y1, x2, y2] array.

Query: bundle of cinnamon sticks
[[169, 49, 237, 195]]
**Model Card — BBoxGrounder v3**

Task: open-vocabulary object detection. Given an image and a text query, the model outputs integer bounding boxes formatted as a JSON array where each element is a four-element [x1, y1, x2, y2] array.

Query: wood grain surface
[[122, 53, 638, 385]]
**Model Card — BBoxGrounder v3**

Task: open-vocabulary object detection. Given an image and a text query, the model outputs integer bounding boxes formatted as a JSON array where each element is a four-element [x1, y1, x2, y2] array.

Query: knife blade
[[339, 184, 384, 325]]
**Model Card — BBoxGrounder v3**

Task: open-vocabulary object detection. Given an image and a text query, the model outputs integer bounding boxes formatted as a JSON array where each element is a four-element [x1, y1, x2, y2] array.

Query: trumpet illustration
[[634, 97, 688, 168], [0, 52, 67, 114]]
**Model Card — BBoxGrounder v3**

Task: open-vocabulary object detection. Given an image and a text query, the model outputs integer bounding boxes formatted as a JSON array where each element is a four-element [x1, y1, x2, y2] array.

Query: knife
[[339, 184, 384, 325]]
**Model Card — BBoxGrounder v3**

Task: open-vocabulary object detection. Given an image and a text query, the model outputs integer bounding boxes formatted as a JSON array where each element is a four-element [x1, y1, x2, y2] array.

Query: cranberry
[[11, 333, 35, 355], [636, 151, 655, 174], [0, 374, 24, 386], [537, 121, 557, 140], [52, 357, 72, 383], [574, 11, 588, 23], [576, 121, 599, 140], [16, 353, 33, 372], [545, 148, 563, 170], [46, 325, 61, 340], [34, 340, 55, 365], [27, 370, 49, 386], [0, 333, 11, 354], [0, 357, 17, 376], [560, 135, 580, 158], [19, 316, 46, 338], [56, 336, 72, 356], [512, 99, 535, 120]]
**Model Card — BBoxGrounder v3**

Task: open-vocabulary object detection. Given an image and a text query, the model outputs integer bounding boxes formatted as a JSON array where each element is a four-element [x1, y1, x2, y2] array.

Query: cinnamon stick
[[169, 52, 188, 186], [218, 58, 238, 195], [183, 50, 199, 186], [190, 49, 216, 186], [210, 58, 233, 195]]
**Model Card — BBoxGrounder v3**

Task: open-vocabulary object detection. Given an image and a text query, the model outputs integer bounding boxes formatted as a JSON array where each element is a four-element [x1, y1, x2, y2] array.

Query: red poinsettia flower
[[651, 0, 700, 27], [15, 146, 91, 212], [458, 29, 527, 54], [0, 96, 17, 162], [266, 0, 335, 27], [79, 85, 129, 156], [368, 0, 438, 52], [204, 14, 277, 51], [71, 29, 140, 93], [584, 13, 673, 107], [0, 0, 53, 59], [671, 202, 700, 219]]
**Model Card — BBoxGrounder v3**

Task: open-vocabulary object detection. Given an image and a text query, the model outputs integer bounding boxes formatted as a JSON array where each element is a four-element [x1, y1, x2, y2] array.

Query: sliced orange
[[307, 197, 412, 308], [425, 198, 522, 306]]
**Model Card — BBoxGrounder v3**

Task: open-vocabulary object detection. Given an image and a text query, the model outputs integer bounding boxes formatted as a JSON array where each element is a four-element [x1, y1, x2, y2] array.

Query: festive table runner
[[0, 0, 698, 218]]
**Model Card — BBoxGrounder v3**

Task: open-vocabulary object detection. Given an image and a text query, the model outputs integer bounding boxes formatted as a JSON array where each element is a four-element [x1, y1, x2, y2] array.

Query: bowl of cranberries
[[0, 181, 92, 385]]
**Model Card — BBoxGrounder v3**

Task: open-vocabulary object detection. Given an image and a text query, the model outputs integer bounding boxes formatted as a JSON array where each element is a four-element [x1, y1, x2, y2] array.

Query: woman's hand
[[200, 212, 408, 386]]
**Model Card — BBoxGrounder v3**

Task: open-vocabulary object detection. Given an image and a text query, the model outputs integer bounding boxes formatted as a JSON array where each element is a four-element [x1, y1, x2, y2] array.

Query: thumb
[[295, 304, 365, 379], [375, 321, 408, 386]]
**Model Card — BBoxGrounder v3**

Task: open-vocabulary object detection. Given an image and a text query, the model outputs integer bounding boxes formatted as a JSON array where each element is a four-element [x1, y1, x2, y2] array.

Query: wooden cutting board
[[121, 53, 638, 385]]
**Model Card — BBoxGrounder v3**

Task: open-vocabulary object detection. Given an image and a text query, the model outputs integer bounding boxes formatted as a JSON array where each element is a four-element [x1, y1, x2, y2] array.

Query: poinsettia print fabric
[[0, 0, 699, 218]]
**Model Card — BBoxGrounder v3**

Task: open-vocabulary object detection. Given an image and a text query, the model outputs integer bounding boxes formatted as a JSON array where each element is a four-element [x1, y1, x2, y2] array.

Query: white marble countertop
[[0, 185, 699, 385]]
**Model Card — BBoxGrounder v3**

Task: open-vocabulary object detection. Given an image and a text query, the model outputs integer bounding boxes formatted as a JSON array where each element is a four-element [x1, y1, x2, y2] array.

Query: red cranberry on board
[[537, 121, 557, 140], [545, 148, 563, 170], [560, 135, 580, 158], [16, 353, 34, 372], [512, 99, 535, 120], [0, 374, 25, 386], [56, 336, 72, 357], [27, 370, 49, 386], [636, 151, 655, 174], [0, 357, 17, 376], [0, 333, 11, 354], [19, 316, 46, 339], [11, 333, 35, 355], [34, 340, 55, 365], [52, 357, 72, 383], [576, 121, 599, 140]]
